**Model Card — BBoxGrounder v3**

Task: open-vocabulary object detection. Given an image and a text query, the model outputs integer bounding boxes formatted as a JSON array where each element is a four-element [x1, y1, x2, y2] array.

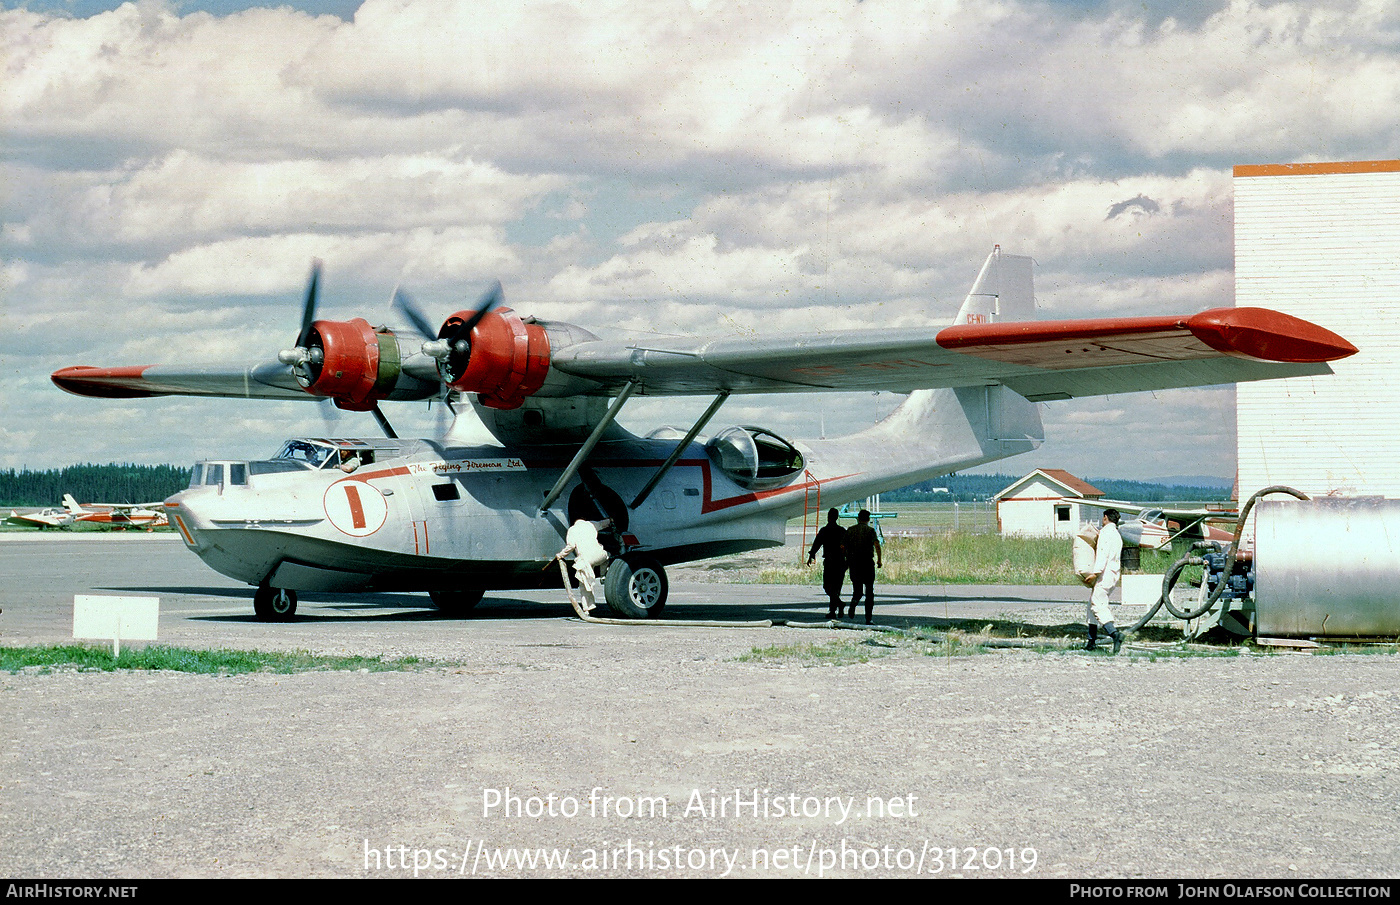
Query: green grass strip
[[1, 644, 437, 675], [759, 533, 1184, 585]]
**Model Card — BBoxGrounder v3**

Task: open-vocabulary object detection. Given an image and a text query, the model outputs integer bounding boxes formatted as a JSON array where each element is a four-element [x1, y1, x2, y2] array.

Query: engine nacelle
[[298, 317, 402, 411], [441, 307, 551, 410]]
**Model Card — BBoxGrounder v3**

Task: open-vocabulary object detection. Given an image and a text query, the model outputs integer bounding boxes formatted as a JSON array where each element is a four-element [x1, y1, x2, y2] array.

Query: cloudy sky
[[3, 0, 1398, 480]]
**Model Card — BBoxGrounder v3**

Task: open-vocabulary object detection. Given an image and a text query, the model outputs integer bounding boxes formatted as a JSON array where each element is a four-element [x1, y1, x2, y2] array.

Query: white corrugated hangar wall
[[1234, 160, 1400, 501]]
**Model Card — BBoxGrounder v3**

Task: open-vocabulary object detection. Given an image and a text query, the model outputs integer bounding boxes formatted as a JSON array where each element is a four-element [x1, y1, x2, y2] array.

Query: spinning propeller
[[276, 260, 326, 387], [393, 279, 503, 386]]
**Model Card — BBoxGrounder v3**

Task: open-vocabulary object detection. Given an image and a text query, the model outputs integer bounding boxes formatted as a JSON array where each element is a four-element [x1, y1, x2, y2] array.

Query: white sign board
[[73, 595, 159, 655], [1120, 574, 1165, 610]]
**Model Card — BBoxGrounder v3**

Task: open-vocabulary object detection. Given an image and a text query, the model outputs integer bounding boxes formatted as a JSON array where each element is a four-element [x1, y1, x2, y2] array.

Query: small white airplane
[[52, 248, 1355, 621], [6, 506, 76, 529], [1071, 497, 1238, 549]]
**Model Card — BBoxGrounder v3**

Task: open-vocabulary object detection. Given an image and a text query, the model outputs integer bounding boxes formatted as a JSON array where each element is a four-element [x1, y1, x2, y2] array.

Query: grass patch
[[916, 630, 992, 658], [734, 639, 890, 667], [760, 533, 1186, 585], [0, 644, 436, 675], [736, 631, 994, 664]]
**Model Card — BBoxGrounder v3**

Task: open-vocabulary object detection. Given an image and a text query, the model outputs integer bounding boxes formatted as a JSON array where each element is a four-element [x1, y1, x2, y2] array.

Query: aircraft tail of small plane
[[62, 494, 85, 515]]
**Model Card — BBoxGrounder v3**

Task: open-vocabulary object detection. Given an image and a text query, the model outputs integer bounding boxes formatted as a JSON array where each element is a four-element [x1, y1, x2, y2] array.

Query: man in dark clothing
[[807, 508, 847, 618], [843, 509, 883, 624]]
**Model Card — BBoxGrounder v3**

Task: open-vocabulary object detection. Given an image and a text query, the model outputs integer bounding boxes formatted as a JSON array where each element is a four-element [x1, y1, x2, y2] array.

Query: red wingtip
[[1186, 308, 1358, 363], [51, 365, 160, 398]]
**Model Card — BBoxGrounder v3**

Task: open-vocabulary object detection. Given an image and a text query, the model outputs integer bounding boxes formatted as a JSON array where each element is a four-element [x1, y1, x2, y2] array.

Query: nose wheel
[[254, 583, 298, 622], [603, 554, 668, 619]]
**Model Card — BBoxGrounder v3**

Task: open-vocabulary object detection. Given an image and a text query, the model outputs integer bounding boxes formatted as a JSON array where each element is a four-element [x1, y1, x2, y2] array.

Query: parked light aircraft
[[63, 494, 170, 529], [1071, 497, 1236, 549], [6, 506, 76, 529], [52, 248, 1356, 621], [6, 494, 168, 530]]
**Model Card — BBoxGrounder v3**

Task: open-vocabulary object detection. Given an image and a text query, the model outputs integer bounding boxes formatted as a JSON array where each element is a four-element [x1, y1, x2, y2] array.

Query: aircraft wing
[[53, 306, 1355, 403], [552, 307, 1356, 399], [1070, 498, 1240, 521], [51, 363, 311, 400]]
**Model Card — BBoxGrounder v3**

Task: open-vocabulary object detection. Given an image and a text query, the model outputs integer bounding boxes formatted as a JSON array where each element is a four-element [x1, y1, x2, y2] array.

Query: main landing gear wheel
[[429, 587, 484, 617], [604, 555, 668, 619], [253, 583, 297, 622]]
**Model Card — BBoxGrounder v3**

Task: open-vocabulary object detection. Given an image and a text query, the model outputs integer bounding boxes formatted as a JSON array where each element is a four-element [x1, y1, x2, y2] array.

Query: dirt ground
[[5, 630, 1399, 878], [2, 535, 1397, 879]]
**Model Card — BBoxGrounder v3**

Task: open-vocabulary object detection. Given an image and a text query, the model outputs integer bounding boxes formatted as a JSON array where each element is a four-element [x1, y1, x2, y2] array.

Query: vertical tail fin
[[62, 494, 83, 515]]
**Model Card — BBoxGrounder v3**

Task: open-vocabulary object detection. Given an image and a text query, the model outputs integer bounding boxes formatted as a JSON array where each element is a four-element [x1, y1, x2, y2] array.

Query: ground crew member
[[563, 518, 612, 612], [1087, 509, 1125, 654], [843, 509, 882, 624], [807, 508, 848, 619]]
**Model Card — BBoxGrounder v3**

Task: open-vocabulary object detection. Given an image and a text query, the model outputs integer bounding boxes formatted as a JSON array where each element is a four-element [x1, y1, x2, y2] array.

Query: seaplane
[[51, 248, 1356, 621]]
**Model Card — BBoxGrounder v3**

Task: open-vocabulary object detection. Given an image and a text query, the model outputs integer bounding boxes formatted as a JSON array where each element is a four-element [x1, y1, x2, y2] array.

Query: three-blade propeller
[[394, 279, 502, 385], [276, 260, 325, 386]]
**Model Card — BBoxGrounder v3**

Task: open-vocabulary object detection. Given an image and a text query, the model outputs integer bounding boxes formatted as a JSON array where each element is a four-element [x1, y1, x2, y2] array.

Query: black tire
[[253, 584, 297, 622], [429, 587, 484, 617], [603, 555, 668, 619]]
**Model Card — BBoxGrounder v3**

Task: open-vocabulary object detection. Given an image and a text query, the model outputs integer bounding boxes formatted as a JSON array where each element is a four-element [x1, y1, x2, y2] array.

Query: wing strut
[[370, 404, 399, 439], [630, 390, 730, 509], [538, 381, 639, 514]]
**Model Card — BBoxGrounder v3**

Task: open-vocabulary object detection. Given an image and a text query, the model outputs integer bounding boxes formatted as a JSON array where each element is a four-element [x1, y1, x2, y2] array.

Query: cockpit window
[[203, 464, 224, 486], [273, 439, 336, 469]]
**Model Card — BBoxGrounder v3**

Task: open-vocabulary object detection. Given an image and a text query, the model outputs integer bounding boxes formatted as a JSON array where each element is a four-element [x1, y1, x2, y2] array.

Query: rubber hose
[[1158, 555, 1213, 621], [1136, 485, 1310, 631]]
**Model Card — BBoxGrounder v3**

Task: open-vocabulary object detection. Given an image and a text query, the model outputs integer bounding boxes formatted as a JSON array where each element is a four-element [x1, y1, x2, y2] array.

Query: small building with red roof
[[994, 469, 1106, 538]]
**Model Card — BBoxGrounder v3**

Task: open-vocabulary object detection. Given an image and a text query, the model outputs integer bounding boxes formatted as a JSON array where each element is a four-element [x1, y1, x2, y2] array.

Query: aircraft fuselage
[[166, 435, 810, 595]]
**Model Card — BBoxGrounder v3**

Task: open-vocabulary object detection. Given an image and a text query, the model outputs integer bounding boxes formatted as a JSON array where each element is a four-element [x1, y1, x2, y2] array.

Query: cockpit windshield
[[273, 439, 337, 469]]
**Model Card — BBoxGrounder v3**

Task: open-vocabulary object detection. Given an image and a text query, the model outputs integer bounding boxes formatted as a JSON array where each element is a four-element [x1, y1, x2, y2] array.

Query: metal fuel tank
[[1253, 497, 1400, 637]]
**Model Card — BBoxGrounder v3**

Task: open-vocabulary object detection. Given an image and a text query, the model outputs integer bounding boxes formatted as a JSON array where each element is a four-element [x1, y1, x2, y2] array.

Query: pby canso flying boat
[[52, 249, 1356, 622]]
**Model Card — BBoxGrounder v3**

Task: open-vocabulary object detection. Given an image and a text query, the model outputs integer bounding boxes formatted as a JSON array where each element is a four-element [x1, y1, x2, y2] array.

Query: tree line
[[0, 464, 191, 507], [883, 473, 1233, 503]]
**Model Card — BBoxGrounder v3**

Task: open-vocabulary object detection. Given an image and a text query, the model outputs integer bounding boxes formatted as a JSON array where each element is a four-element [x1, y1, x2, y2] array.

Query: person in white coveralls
[[1085, 509, 1125, 655]]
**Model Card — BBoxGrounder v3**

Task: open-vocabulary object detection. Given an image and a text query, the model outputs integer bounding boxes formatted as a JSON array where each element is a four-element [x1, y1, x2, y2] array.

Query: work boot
[[1104, 622, 1124, 655], [1084, 624, 1099, 651]]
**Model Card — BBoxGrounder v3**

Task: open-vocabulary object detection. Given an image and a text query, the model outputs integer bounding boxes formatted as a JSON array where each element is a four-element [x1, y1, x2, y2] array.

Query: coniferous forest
[[0, 464, 191, 507]]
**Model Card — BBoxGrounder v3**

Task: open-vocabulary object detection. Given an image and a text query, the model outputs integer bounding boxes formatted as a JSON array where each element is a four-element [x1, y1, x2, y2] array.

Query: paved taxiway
[[0, 533, 1089, 647], [3, 534, 1398, 879]]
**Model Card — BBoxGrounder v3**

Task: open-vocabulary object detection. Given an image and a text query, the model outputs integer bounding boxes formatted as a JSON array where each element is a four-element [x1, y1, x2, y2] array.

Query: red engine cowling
[[299, 317, 403, 412], [441, 307, 551, 409]]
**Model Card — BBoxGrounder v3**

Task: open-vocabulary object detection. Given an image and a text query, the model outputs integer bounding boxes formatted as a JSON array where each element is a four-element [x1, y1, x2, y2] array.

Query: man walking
[[807, 508, 847, 619], [1087, 508, 1125, 654], [843, 509, 882, 624]]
